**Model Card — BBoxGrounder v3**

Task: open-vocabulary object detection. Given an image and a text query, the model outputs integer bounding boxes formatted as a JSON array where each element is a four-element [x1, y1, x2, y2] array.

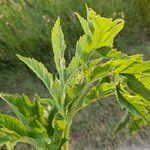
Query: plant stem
[[62, 122, 71, 150]]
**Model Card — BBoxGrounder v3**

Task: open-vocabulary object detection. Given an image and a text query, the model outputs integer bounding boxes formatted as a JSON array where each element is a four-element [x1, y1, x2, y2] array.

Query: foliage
[[0, 6, 150, 150], [0, 0, 149, 71]]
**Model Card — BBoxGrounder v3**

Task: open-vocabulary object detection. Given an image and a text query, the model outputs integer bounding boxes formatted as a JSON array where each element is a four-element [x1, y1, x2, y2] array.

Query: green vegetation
[[0, 6, 150, 150], [0, 0, 150, 71], [0, 0, 150, 149]]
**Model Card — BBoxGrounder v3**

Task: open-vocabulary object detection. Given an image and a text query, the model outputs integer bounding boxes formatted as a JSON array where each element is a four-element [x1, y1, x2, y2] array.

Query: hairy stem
[[61, 122, 71, 150], [61, 120, 72, 150]]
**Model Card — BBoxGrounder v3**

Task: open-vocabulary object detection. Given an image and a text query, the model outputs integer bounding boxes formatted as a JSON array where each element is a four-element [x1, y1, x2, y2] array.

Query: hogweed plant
[[0, 6, 150, 150]]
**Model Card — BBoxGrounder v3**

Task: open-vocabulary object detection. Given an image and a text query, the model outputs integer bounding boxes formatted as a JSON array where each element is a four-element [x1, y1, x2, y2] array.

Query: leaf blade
[[51, 17, 66, 77], [17, 55, 54, 96], [0, 113, 28, 136]]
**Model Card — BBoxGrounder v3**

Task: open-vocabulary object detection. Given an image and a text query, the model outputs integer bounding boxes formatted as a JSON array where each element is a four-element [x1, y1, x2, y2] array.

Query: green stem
[[68, 79, 99, 120], [61, 122, 71, 150]]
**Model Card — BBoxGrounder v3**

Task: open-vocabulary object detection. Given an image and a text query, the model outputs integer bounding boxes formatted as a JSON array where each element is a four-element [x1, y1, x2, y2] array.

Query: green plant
[[0, 6, 150, 150], [1, 0, 150, 72]]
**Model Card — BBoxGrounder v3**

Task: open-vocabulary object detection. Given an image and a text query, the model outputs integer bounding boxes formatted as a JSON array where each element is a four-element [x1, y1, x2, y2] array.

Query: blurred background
[[0, 0, 150, 149]]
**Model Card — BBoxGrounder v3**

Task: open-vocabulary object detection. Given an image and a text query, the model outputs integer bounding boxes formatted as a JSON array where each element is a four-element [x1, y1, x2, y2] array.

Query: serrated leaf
[[28, 117, 48, 137], [79, 81, 114, 110], [112, 59, 140, 74], [51, 17, 66, 76], [46, 106, 58, 137], [32, 96, 46, 125], [124, 74, 150, 100], [111, 58, 150, 75], [91, 63, 111, 79], [129, 117, 147, 135], [98, 19, 124, 48], [76, 13, 92, 39], [0, 93, 30, 126], [122, 61, 150, 75], [65, 35, 90, 81], [0, 128, 21, 147], [0, 93, 32, 118], [0, 113, 28, 136], [96, 47, 127, 59], [0, 135, 10, 146], [77, 7, 124, 49], [116, 87, 150, 121], [88, 9, 124, 48], [76, 35, 91, 55], [17, 55, 54, 95]]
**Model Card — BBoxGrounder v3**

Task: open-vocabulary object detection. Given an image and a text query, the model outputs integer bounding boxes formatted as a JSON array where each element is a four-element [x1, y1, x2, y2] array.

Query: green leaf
[[112, 59, 140, 74], [67, 5, 125, 83], [46, 106, 58, 137], [65, 35, 91, 82], [111, 58, 150, 75], [77, 7, 124, 50], [0, 93, 31, 126], [91, 63, 111, 79], [78, 81, 114, 110], [6, 142, 17, 150], [98, 19, 124, 47], [122, 61, 150, 75], [129, 117, 147, 134], [17, 55, 54, 97], [97, 82, 114, 95], [137, 76, 150, 89], [96, 47, 127, 59], [32, 96, 46, 125], [0, 135, 10, 146], [76, 13, 92, 39], [87, 7, 124, 49], [28, 117, 48, 138], [0, 113, 28, 136], [116, 87, 150, 121], [0, 128, 21, 147], [76, 35, 91, 56], [51, 17, 66, 76], [0, 93, 32, 118], [124, 74, 150, 100], [0, 128, 20, 139], [50, 79, 61, 103]]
